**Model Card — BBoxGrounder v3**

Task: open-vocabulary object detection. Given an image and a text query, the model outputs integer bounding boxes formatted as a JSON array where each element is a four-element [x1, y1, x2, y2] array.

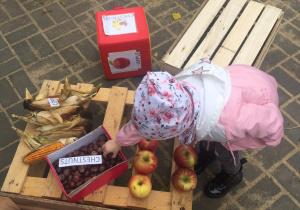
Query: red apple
[[173, 145, 198, 168], [133, 150, 158, 175], [137, 138, 159, 152], [128, 174, 152, 198], [171, 168, 197, 192]]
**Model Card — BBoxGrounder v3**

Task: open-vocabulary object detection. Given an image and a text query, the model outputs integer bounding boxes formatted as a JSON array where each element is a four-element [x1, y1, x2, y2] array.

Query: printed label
[[108, 50, 142, 74], [102, 13, 137, 35], [59, 155, 102, 167], [48, 98, 60, 107]]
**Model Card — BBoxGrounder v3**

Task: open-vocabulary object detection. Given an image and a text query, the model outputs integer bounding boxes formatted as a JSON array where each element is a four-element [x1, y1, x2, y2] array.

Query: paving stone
[[277, 88, 291, 107], [46, 3, 70, 23], [0, 7, 10, 24], [0, 169, 9, 189], [269, 67, 300, 96], [12, 41, 38, 66], [75, 39, 99, 62], [23, 0, 54, 11], [44, 20, 77, 40], [1, 0, 24, 18], [193, 192, 230, 210], [0, 36, 7, 49], [254, 138, 294, 169], [66, 1, 93, 16], [237, 176, 281, 208], [27, 54, 63, 74], [272, 163, 300, 202], [157, 6, 187, 27], [28, 34, 55, 58], [280, 23, 300, 44], [79, 63, 102, 83], [75, 14, 96, 35], [38, 66, 72, 81], [90, 34, 98, 45], [0, 47, 14, 63], [281, 58, 300, 79], [59, 0, 83, 8], [51, 29, 85, 50], [242, 159, 263, 182], [281, 114, 299, 145], [151, 29, 173, 48], [145, 14, 161, 34], [59, 46, 87, 71], [102, 0, 132, 10], [0, 15, 31, 35], [260, 48, 287, 70], [31, 9, 55, 30], [274, 33, 299, 55], [266, 194, 299, 210], [7, 101, 30, 123], [0, 142, 19, 169], [5, 24, 39, 44], [287, 152, 300, 174], [8, 70, 37, 98], [152, 39, 175, 61], [284, 101, 300, 123], [147, 1, 177, 17], [0, 59, 21, 78], [0, 112, 19, 147]]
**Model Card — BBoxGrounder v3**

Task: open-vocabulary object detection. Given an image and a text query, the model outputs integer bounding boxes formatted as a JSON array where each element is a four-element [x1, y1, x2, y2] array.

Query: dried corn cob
[[23, 137, 77, 164]]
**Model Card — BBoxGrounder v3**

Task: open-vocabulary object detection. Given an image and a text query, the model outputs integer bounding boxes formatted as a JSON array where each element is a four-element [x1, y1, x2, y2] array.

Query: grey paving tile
[[46, 3, 70, 23], [147, 1, 177, 17], [269, 67, 300, 96], [151, 29, 173, 48], [12, 41, 38, 66], [272, 163, 300, 202], [0, 15, 31, 35], [23, 0, 53, 11], [38, 66, 72, 81], [75, 14, 96, 35], [152, 39, 175, 60], [51, 29, 85, 50], [66, 1, 93, 16], [7, 101, 31, 123], [0, 169, 9, 189], [27, 54, 63, 74], [0, 7, 10, 24], [79, 63, 102, 83], [59, 46, 87, 71], [102, 0, 132, 10], [28, 34, 55, 58], [274, 33, 299, 55], [75, 39, 99, 62], [242, 159, 263, 182], [145, 14, 161, 34], [266, 194, 300, 210], [281, 58, 300, 79], [0, 78, 19, 108], [31, 9, 55, 30], [8, 70, 37, 98], [44, 20, 77, 40], [254, 138, 294, 170], [193, 192, 230, 210], [0, 142, 19, 169], [0, 36, 7, 49], [0, 112, 19, 147], [157, 6, 187, 27], [0, 47, 14, 63], [237, 176, 281, 208], [1, 0, 24, 17], [0, 59, 21, 78], [287, 152, 300, 173], [260, 48, 287, 71], [283, 101, 300, 122], [282, 114, 299, 145], [280, 23, 300, 44], [5, 24, 39, 44], [277, 88, 292, 107]]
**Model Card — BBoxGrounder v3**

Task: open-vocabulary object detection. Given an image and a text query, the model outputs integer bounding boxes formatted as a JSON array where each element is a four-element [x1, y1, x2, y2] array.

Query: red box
[[96, 6, 152, 79], [46, 125, 128, 203]]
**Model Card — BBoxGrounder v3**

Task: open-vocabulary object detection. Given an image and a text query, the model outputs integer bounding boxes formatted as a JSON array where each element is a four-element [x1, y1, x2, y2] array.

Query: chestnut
[[78, 165, 85, 173], [72, 175, 81, 183], [63, 168, 71, 176], [90, 150, 98, 156], [98, 134, 107, 141], [73, 150, 80, 156], [80, 146, 88, 153], [58, 173, 66, 181]]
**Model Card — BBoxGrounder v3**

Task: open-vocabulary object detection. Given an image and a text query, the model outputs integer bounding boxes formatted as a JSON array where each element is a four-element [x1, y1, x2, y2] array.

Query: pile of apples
[[128, 138, 159, 199], [172, 145, 198, 192]]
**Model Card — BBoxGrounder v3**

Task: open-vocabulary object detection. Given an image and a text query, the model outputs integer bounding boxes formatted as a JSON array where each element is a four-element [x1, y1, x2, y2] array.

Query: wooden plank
[[0, 196, 21, 210], [233, 5, 282, 65], [164, 0, 226, 68], [185, 0, 247, 68], [92, 88, 135, 105], [212, 1, 264, 67], [84, 86, 128, 203], [40, 80, 61, 97], [21, 177, 47, 197], [43, 170, 63, 199]]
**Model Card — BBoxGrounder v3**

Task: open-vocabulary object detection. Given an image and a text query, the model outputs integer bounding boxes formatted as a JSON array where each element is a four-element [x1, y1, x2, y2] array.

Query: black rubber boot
[[204, 158, 247, 198], [194, 142, 215, 175]]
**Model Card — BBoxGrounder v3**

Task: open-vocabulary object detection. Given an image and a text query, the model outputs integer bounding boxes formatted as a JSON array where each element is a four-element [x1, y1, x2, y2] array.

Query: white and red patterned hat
[[132, 72, 200, 145]]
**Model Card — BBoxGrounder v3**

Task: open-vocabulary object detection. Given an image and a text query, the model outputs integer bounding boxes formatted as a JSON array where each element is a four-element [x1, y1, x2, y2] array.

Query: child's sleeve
[[226, 102, 284, 147], [115, 120, 144, 146]]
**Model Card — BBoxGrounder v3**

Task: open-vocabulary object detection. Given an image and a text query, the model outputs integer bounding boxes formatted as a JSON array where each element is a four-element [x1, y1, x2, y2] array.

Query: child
[[103, 58, 284, 198]]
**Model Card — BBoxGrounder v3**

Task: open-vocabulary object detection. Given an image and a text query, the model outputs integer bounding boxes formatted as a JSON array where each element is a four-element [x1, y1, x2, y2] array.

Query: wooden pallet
[[160, 0, 284, 75], [0, 80, 192, 210]]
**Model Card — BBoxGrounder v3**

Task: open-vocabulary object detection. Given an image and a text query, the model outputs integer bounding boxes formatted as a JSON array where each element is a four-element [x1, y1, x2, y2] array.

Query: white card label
[[48, 98, 60, 107], [59, 155, 102, 167], [102, 13, 137, 35], [108, 50, 142, 74]]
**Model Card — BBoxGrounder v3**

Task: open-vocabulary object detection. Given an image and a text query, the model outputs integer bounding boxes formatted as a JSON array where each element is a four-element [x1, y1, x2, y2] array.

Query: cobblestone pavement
[[0, 0, 299, 209]]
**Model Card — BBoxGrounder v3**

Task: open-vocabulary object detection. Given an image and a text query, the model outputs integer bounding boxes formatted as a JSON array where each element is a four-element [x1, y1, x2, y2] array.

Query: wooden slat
[[43, 170, 63, 199], [185, 0, 247, 68], [40, 80, 61, 97], [233, 5, 282, 65], [84, 86, 128, 203], [92, 87, 135, 105], [21, 177, 47, 197], [164, 0, 226, 68], [212, 1, 264, 67]]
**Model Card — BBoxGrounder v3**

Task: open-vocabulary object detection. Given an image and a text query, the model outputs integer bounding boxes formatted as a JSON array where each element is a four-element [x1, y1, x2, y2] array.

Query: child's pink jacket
[[115, 63, 284, 152]]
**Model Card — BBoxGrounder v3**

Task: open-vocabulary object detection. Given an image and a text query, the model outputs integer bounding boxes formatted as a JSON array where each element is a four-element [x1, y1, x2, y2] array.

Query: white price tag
[[59, 155, 103, 167], [48, 98, 60, 107]]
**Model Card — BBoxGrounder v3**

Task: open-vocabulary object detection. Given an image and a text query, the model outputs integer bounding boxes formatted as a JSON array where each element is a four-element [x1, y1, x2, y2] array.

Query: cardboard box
[[96, 6, 152, 79], [46, 125, 128, 203]]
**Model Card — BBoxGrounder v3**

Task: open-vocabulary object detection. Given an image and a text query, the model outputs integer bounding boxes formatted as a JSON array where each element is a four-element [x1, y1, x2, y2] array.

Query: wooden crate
[[160, 0, 284, 75], [0, 80, 192, 210]]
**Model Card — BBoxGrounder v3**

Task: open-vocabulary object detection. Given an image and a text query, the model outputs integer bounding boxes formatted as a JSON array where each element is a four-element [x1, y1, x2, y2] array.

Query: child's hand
[[102, 139, 122, 158]]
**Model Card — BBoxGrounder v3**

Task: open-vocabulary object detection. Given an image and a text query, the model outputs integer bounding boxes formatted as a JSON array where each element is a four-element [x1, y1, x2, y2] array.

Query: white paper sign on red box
[[46, 125, 128, 203]]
